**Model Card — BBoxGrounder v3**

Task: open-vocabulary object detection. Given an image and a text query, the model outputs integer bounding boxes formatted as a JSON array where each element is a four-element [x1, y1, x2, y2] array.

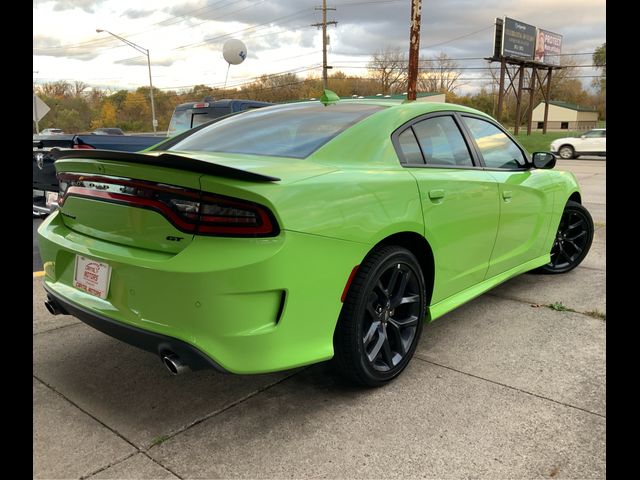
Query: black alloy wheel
[[537, 200, 594, 274], [333, 245, 426, 387]]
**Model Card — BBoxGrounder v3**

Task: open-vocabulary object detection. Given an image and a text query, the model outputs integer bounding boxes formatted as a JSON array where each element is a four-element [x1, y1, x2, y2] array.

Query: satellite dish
[[223, 39, 247, 65]]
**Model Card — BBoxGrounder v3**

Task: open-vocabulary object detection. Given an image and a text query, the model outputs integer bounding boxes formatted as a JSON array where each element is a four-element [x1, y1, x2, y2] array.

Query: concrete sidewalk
[[33, 159, 605, 479]]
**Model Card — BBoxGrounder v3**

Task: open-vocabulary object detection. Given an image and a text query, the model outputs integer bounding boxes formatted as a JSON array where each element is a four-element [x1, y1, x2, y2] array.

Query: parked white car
[[550, 128, 606, 159], [40, 128, 65, 135]]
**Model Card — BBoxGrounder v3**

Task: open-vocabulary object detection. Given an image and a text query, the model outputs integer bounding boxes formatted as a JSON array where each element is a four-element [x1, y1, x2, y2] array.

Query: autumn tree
[[367, 48, 408, 94], [90, 101, 117, 129]]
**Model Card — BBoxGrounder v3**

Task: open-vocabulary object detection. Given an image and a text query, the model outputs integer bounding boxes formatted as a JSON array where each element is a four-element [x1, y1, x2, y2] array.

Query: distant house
[[532, 101, 598, 130]]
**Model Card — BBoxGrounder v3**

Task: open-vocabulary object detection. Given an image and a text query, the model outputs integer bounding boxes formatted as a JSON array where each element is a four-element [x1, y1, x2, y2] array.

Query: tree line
[[34, 45, 605, 134]]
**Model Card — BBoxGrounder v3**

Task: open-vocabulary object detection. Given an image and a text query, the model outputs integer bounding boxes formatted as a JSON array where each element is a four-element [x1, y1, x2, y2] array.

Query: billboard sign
[[501, 17, 536, 61], [534, 28, 562, 66]]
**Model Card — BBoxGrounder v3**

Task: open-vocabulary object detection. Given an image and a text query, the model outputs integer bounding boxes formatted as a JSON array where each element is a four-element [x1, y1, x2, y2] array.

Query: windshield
[[168, 103, 385, 159]]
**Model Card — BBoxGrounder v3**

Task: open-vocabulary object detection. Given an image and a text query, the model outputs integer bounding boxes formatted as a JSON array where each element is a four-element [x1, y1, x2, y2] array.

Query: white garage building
[[532, 101, 599, 131]]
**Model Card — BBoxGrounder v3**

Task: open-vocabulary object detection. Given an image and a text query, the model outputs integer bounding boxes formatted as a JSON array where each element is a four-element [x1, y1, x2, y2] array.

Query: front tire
[[333, 246, 426, 387], [536, 200, 593, 274]]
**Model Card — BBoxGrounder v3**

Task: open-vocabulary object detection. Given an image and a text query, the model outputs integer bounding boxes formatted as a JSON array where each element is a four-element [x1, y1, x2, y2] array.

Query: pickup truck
[[32, 132, 164, 216], [33, 99, 273, 217], [167, 98, 273, 136]]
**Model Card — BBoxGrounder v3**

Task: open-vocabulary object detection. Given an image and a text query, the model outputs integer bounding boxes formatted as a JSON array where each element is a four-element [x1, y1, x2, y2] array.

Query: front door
[[459, 115, 554, 278]]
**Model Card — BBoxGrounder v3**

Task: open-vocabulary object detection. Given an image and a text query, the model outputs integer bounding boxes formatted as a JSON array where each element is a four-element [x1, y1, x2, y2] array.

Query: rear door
[[394, 113, 500, 304], [459, 114, 554, 278]]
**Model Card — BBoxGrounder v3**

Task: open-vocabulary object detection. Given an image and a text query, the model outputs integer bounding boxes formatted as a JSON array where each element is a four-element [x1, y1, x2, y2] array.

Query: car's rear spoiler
[[49, 148, 281, 183]]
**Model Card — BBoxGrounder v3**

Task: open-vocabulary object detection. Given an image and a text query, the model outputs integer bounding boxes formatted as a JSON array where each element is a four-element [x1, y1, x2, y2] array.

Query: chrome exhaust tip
[[162, 354, 188, 375], [44, 299, 62, 316]]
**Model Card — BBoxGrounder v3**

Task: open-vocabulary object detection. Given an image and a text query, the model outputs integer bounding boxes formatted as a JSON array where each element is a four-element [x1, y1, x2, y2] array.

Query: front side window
[[169, 103, 385, 159], [411, 116, 474, 167], [463, 117, 526, 169]]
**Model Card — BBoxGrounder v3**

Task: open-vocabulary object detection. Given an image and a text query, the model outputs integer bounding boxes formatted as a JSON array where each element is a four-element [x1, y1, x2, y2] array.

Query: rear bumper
[[44, 285, 226, 372], [37, 211, 369, 374]]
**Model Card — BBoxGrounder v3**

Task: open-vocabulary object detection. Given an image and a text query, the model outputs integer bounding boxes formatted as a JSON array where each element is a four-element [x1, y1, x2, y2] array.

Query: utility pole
[[312, 0, 337, 90], [407, 0, 422, 101]]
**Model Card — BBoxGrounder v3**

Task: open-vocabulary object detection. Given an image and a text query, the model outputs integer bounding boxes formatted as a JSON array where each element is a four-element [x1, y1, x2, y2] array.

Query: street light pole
[[96, 29, 157, 132], [33, 71, 40, 134]]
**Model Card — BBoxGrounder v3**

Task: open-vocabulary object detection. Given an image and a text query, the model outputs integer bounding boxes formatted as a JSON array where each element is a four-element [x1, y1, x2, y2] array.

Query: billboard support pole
[[513, 65, 524, 135], [496, 58, 506, 122], [542, 67, 553, 134], [527, 65, 537, 135]]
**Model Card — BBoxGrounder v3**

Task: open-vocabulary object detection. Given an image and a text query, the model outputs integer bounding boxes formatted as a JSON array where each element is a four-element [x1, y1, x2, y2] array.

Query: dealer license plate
[[73, 255, 112, 299]]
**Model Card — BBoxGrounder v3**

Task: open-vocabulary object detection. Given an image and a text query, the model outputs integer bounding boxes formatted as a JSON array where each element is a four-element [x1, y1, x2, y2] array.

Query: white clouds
[[33, 0, 606, 93]]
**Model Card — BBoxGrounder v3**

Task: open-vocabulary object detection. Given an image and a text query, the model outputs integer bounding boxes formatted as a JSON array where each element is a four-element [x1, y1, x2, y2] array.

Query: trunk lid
[[53, 150, 335, 253]]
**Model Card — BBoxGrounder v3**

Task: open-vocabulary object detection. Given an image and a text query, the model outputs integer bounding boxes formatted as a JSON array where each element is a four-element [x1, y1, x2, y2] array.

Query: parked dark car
[[91, 127, 125, 135]]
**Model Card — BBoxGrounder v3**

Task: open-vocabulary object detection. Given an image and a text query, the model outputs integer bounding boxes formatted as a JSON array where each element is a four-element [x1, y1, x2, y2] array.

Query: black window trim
[[391, 111, 483, 170], [456, 112, 531, 171]]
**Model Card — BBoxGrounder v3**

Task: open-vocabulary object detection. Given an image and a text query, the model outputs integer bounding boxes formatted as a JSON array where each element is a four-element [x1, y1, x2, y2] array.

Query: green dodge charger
[[37, 97, 593, 387]]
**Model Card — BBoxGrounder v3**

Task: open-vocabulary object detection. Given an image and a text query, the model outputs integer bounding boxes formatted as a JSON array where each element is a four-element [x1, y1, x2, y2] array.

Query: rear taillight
[[73, 144, 95, 150], [57, 173, 279, 237]]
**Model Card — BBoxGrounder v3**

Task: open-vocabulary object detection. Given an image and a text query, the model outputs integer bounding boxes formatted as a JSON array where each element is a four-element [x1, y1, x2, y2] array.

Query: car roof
[[276, 98, 491, 116]]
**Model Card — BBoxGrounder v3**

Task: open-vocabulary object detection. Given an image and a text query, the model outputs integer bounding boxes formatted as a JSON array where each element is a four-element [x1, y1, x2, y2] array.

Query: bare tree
[[367, 47, 408, 94], [40, 80, 71, 98], [418, 53, 464, 94], [71, 81, 89, 98]]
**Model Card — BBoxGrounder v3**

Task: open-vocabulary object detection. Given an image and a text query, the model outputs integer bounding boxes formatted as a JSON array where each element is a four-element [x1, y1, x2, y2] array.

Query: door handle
[[502, 190, 513, 201], [428, 189, 445, 200]]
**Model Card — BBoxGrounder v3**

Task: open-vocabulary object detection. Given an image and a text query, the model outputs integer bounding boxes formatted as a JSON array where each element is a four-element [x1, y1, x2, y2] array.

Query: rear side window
[[397, 129, 424, 165], [584, 130, 606, 138], [169, 103, 385, 159], [463, 117, 526, 169], [411, 116, 474, 167]]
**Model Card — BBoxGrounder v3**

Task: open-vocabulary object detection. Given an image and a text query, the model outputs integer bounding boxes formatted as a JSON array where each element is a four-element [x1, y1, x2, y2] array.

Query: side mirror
[[532, 152, 556, 169], [580, 134, 586, 139]]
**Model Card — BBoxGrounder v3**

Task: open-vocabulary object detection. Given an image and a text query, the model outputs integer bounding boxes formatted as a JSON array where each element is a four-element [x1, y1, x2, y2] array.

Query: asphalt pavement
[[33, 158, 605, 479]]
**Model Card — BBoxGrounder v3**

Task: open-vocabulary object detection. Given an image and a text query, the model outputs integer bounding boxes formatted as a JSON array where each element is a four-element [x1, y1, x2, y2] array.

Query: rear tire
[[558, 145, 575, 159], [333, 246, 426, 387], [536, 200, 593, 274]]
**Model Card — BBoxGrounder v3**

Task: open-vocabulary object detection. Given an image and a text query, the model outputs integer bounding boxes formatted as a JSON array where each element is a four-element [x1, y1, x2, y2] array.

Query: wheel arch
[[568, 191, 581, 204], [559, 143, 575, 151], [371, 231, 435, 306]]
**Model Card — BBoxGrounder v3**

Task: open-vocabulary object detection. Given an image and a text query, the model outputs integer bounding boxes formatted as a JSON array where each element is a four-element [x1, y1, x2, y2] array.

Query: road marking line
[[33, 271, 45, 277]]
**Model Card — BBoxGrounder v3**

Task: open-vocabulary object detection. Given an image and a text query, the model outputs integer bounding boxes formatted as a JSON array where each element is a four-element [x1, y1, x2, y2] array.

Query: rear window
[[168, 103, 385, 159], [167, 109, 190, 136]]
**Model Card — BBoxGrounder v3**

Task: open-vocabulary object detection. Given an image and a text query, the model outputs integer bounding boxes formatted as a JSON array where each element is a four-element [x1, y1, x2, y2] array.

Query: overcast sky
[[33, 0, 606, 94]]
